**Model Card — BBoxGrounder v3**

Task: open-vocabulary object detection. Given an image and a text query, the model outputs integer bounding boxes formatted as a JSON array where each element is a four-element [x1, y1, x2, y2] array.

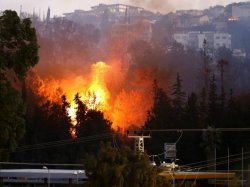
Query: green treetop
[[0, 10, 39, 80]]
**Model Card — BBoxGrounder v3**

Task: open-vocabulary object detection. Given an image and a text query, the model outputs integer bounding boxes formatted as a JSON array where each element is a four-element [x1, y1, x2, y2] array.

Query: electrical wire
[[149, 149, 250, 174], [141, 128, 250, 132], [183, 153, 250, 171], [0, 133, 114, 154], [182, 150, 250, 170], [191, 168, 200, 187], [175, 130, 183, 144], [148, 131, 182, 163], [195, 155, 250, 171]]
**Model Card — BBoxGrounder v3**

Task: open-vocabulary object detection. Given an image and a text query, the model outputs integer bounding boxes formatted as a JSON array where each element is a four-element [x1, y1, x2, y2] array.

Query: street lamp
[[73, 171, 78, 184], [150, 155, 157, 166], [171, 161, 178, 187], [43, 166, 50, 187], [73, 170, 84, 184]]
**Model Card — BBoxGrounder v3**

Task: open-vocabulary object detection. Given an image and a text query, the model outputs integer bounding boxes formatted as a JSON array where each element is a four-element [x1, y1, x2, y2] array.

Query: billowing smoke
[[125, 0, 246, 13], [126, 0, 174, 13], [27, 18, 170, 131]]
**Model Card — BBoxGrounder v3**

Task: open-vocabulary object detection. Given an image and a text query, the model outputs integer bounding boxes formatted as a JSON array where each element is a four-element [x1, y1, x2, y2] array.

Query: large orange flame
[[83, 61, 110, 110], [67, 61, 110, 124], [28, 60, 153, 132]]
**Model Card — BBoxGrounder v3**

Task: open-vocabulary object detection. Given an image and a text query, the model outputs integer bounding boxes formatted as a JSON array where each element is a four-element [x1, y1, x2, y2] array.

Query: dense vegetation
[[0, 10, 39, 160], [84, 142, 171, 187]]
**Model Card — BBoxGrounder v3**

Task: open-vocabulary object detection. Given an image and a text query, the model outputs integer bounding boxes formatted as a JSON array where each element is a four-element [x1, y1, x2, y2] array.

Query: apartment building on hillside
[[173, 31, 231, 50]]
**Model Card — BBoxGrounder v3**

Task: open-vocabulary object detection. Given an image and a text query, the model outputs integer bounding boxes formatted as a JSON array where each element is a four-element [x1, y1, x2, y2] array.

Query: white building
[[173, 31, 231, 50], [176, 10, 203, 16], [214, 33, 231, 49], [198, 31, 214, 49], [63, 4, 149, 27], [173, 32, 200, 49]]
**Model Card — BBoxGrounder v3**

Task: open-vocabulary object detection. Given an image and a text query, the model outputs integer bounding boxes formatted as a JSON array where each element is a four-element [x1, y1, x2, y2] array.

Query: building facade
[[173, 31, 231, 50]]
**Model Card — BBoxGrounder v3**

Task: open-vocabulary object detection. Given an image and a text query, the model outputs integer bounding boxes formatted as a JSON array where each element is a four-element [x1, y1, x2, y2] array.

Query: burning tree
[[74, 92, 112, 138]]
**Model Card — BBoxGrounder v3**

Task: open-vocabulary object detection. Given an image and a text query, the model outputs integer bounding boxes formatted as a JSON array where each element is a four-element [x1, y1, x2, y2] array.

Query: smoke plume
[[126, 0, 245, 13]]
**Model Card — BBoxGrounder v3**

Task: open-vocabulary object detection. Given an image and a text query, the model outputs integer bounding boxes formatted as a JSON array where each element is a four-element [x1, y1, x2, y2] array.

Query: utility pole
[[127, 130, 150, 152]]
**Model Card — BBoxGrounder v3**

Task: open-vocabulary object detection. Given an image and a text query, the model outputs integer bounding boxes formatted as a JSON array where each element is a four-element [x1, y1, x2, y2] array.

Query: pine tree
[[178, 92, 204, 163], [200, 126, 221, 171], [201, 39, 211, 104], [172, 73, 186, 115], [74, 93, 112, 157], [74, 93, 87, 137], [199, 87, 207, 128], [145, 80, 172, 129], [208, 74, 219, 126], [226, 89, 237, 126], [185, 92, 199, 128], [217, 58, 229, 112], [144, 80, 174, 155]]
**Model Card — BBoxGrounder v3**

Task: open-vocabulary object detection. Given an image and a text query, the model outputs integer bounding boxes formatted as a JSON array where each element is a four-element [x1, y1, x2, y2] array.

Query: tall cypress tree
[[171, 73, 186, 126], [208, 74, 219, 126], [145, 79, 172, 129], [74, 93, 87, 137], [201, 39, 211, 102], [185, 92, 199, 128], [144, 80, 173, 155], [74, 93, 112, 158], [217, 59, 228, 114], [171, 73, 186, 110]]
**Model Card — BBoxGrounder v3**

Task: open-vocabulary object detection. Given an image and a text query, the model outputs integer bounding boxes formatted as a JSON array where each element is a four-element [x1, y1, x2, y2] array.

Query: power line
[[194, 155, 250, 171], [142, 128, 250, 132], [183, 151, 250, 169], [0, 133, 114, 154], [149, 149, 250, 173], [3, 128, 249, 154], [182, 151, 250, 171]]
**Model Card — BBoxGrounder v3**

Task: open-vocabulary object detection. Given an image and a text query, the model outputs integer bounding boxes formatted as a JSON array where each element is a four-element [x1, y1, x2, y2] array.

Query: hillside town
[[24, 2, 250, 61]]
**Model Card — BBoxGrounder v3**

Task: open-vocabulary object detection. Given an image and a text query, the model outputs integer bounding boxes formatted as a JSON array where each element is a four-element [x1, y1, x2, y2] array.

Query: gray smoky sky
[[126, 0, 249, 12], [0, 0, 248, 16]]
